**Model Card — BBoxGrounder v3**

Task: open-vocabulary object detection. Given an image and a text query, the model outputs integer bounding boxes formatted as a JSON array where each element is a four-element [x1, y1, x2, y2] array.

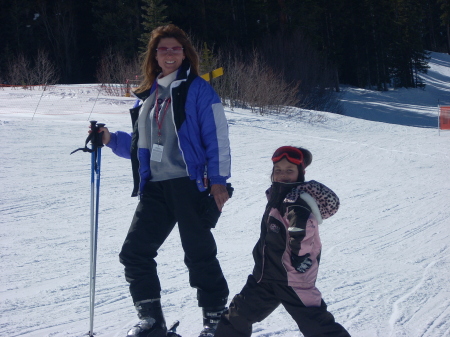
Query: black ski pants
[[119, 177, 229, 308], [215, 275, 350, 337]]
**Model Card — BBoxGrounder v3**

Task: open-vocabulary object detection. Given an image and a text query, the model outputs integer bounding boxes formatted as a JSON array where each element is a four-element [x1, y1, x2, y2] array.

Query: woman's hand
[[210, 184, 229, 211], [89, 124, 111, 145]]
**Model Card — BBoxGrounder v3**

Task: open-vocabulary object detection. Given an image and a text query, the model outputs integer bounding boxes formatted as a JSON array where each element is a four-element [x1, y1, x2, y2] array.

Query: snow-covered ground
[[1, 52, 449, 337]]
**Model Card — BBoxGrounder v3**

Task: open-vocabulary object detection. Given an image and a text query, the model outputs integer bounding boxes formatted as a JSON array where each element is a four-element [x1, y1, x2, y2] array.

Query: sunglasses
[[272, 146, 304, 166], [156, 47, 184, 55]]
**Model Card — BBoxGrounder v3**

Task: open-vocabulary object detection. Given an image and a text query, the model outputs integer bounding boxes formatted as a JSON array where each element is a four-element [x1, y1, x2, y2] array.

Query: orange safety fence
[[439, 106, 450, 130], [0, 84, 105, 90]]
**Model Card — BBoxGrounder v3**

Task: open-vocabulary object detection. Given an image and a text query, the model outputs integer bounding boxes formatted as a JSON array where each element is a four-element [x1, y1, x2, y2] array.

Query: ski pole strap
[[71, 121, 105, 154]]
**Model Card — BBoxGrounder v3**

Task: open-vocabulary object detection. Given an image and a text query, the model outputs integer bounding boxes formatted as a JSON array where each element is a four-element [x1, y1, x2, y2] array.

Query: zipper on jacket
[[257, 243, 267, 283], [137, 154, 142, 199], [257, 211, 272, 283], [169, 79, 190, 177], [136, 96, 151, 199]]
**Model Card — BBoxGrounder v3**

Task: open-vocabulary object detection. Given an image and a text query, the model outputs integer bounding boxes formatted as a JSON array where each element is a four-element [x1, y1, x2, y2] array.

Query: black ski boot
[[198, 306, 226, 337], [126, 299, 167, 337]]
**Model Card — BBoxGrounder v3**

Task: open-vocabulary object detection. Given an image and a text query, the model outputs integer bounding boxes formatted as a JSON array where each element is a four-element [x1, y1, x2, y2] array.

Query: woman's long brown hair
[[135, 24, 199, 93]]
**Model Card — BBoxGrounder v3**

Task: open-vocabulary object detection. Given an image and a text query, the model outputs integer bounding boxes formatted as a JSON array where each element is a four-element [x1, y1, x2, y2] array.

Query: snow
[[1, 52, 450, 337]]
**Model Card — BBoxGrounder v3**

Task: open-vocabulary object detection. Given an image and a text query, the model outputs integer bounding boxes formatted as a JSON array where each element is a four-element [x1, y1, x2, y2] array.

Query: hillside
[[1, 52, 449, 337]]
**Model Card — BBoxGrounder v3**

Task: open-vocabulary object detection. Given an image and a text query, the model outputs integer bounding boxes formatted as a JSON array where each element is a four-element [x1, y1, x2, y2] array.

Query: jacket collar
[[266, 182, 302, 208]]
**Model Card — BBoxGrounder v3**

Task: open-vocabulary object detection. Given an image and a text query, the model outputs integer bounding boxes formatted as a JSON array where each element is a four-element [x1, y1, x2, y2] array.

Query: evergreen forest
[[1, 0, 449, 111]]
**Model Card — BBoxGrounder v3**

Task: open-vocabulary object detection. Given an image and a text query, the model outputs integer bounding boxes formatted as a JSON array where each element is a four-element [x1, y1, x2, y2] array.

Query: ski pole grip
[[90, 121, 105, 148], [70, 121, 105, 154], [96, 123, 105, 147], [89, 120, 98, 136]]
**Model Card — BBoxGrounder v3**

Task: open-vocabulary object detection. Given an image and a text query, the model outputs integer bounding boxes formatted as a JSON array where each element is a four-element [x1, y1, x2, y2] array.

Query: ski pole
[[31, 82, 47, 121], [89, 136, 99, 336], [71, 121, 105, 337], [89, 121, 104, 337]]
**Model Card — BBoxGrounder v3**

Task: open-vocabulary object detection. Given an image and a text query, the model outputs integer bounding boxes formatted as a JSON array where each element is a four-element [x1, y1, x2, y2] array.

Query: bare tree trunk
[[447, 22, 450, 54], [334, 68, 340, 92], [201, 0, 208, 40], [39, 1, 76, 82]]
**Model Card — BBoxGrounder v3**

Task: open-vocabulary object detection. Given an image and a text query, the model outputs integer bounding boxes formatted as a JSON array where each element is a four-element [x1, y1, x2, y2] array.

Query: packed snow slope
[[1, 52, 449, 337]]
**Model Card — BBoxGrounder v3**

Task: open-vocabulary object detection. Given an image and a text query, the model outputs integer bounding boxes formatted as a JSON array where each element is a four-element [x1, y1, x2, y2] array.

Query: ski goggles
[[271, 146, 304, 166]]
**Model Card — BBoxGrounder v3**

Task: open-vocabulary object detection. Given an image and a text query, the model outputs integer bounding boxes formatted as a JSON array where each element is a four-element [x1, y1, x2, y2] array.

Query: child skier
[[215, 146, 350, 337]]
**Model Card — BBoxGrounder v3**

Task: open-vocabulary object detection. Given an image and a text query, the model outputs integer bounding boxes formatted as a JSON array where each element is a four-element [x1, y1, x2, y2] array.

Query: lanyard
[[154, 85, 171, 144]]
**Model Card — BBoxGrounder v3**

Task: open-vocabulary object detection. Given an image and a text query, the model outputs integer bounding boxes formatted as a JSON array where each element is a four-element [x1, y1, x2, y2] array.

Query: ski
[[167, 320, 182, 337]]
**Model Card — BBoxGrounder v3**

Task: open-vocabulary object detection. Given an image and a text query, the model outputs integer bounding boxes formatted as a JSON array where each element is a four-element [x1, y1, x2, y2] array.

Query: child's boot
[[198, 305, 227, 337], [126, 299, 167, 337]]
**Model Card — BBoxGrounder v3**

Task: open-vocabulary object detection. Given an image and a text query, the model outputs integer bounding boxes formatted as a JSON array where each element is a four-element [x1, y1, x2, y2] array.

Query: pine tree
[[437, 0, 450, 54], [363, 0, 394, 90], [139, 0, 171, 52], [390, 0, 430, 88], [92, 0, 141, 57], [199, 42, 215, 75]]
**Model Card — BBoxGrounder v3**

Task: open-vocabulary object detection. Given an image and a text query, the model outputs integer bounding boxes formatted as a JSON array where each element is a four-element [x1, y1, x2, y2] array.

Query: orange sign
[[440, 106, 450, 130]]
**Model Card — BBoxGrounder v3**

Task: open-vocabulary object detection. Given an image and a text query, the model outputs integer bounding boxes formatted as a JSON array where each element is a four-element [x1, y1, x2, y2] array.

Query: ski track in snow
[[1, 52, 450, 337]]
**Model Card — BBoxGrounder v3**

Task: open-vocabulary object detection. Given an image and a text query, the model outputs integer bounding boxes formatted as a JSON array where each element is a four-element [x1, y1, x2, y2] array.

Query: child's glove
[[291, 253, 312, 273]]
